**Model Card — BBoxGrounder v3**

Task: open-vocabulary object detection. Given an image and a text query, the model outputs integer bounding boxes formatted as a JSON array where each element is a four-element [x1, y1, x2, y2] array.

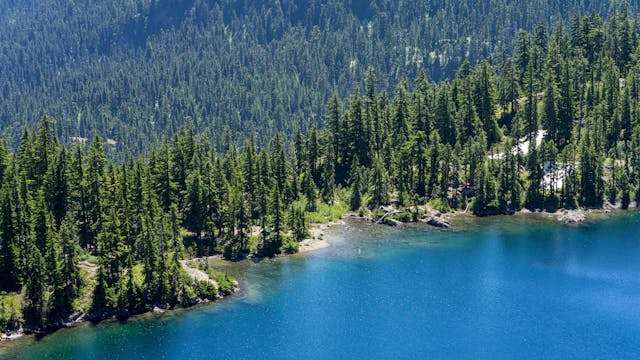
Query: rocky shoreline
[[340, 201, 639, 229], [4, 202, 637, 343], [343, 205, 452, 229], [1, 259, 239, 343], [529, 201, 637, 224]]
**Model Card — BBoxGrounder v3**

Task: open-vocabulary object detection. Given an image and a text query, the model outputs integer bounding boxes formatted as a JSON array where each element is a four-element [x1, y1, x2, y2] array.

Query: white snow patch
[[489, 130, 547, 160]]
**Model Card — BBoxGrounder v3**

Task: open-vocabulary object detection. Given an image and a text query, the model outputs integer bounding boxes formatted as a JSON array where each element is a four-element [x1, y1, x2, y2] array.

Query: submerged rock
[[63, 312, 84, 326], [426, 216, 451, 228], [419, 216, 451, 228], [1, 330, 24, 341], [383, 218, 403, 227], [558, 209, 587, 224], [473, 206, 504, 217]]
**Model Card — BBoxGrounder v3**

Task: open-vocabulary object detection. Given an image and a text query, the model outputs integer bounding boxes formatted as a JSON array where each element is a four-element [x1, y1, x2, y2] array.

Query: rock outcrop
[[422, 216, 451, 228]]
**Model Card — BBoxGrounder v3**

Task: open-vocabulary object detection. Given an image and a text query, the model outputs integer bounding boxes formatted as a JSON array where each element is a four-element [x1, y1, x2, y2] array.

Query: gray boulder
[[558, 209, 587, 224]]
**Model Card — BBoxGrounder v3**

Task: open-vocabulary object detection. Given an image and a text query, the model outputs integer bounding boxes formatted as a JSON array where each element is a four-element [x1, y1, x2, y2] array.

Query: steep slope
[[0, 0, 634, 155]]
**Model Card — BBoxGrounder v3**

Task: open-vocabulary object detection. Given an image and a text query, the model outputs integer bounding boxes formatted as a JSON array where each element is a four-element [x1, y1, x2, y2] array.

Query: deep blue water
[[3, 213, 640, 359]]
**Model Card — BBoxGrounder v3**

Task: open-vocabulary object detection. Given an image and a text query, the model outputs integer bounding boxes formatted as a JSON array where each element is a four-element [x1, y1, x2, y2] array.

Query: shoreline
[[1, 219, 345, 344], [299, 220, 345, 253], [3, 203, 637, 344], [0, 258, 239, 343], [341, 200, 640, 230]]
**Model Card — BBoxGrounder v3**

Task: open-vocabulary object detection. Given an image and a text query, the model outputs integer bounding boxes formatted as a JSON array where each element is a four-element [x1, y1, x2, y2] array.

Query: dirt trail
[[79, 260, 97, 274], [180, 260, 219, 289]]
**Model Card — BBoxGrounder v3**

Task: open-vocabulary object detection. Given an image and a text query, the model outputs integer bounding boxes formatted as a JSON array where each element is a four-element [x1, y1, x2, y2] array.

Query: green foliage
[[191, 261, 236, 298], [0, 294, 23, 333], [216, 276, 235, 297], [2, 5, 640, 333], [390, 212, 414, 223], [429, 198, 452, 214], [194, 281, 218, 301], [281, 238, 300, 255], [305, 202, 350, 224], [208, 273, 236, 297], [0, 1, 627, 156]]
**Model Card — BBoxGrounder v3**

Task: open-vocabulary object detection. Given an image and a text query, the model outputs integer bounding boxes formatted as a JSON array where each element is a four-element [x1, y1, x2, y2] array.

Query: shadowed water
[[2, 213, 640, 359]]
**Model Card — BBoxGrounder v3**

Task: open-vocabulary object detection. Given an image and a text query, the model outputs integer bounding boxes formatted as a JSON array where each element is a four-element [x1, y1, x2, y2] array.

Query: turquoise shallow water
[[3, 213, 640, 359]]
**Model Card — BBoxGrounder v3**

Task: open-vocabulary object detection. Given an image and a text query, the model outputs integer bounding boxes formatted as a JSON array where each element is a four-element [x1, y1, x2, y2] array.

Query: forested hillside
[[2, 10, 640, 334], [0, 0, 634, 155]]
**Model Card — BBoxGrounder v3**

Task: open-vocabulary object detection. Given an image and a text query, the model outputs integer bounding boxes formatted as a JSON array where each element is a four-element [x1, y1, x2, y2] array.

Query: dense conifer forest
[[2, 2, 640, 337], [0, 0, 636, 154]]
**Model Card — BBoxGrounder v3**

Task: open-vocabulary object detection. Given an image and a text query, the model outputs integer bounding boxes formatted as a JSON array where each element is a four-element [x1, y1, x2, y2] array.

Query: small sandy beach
[[299, 221, 344, 253]]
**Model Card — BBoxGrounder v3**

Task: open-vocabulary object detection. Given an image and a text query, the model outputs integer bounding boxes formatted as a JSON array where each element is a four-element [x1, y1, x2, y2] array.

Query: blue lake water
[[2, 213, 640, 359]]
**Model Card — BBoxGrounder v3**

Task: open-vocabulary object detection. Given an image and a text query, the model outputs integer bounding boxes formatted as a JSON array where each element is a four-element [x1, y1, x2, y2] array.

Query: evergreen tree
[[23, 241, 47, 328], [86, 136, 106, 250], [474, 61, 501, 145]]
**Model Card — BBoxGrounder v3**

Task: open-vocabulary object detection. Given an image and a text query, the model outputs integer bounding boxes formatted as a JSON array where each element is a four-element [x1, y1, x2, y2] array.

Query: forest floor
[[76, 260, 99, 318]]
